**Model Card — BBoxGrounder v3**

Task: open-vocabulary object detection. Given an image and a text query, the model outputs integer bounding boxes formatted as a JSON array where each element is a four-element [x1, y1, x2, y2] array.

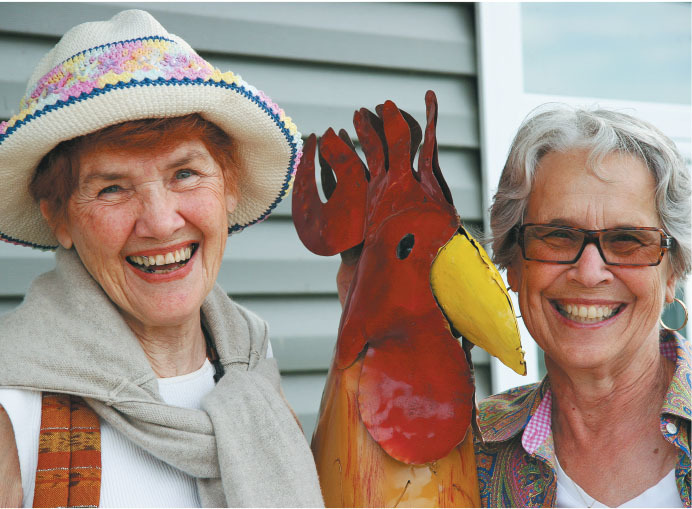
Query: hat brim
[[0, 78, 300, 250]]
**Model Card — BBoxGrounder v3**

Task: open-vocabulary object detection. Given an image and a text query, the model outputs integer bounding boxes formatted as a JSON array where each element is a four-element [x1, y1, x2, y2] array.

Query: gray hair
[[489, 105, 691, 282]]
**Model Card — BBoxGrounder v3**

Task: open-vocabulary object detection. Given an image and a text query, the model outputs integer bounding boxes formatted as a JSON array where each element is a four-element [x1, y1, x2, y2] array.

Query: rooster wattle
[[292, 91, 526, 507]]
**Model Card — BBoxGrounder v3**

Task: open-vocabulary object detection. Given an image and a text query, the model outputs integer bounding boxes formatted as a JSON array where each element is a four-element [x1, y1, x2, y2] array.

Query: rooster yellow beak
[[430, 227, 526, 375]]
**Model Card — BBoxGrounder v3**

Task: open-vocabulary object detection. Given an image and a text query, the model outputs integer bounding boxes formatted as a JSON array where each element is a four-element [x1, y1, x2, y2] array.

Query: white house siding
[[0, 2, 487, 438]]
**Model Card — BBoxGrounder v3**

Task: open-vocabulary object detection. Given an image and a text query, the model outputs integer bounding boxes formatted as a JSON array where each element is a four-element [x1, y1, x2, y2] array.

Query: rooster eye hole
[[396, 233, 415, 260]]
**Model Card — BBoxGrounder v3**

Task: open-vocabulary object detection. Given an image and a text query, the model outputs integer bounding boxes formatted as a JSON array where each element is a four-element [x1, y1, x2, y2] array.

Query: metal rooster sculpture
[[292, 91, 526, 507]]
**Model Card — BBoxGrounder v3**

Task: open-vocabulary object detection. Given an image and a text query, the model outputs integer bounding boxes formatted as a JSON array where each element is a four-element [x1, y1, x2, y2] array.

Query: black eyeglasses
[[516, 224, 673, 267]]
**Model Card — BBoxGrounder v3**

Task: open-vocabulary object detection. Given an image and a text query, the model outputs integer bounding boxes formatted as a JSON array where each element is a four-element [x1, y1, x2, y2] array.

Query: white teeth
[[128, 245, 195, 268], [559, 303, 618, 323]]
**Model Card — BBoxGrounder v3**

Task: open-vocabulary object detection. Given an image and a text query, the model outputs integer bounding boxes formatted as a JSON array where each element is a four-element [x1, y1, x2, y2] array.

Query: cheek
[[516, 264, 563, 320], [70, 205, 135, 255], [515, 262, 556, 297], [614, 267, 667, 304], [185, 190, 229, 242]]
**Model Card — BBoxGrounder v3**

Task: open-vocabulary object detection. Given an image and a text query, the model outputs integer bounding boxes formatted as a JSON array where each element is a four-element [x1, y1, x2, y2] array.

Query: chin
[[137, 310, 199, 329], [128, 294, 207, 329], [547, 341, 614, 371]]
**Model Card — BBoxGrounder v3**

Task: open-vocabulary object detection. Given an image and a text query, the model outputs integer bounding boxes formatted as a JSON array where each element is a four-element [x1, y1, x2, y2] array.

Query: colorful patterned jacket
[[474, 330, 691, 507]]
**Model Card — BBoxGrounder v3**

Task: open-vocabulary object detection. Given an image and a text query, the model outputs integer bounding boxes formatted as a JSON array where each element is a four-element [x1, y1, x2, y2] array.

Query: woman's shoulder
[[475, 381, 548, 444], [0, 388, 42, 507], [0, 401, 22, 506], [477, 381, 544, 417]]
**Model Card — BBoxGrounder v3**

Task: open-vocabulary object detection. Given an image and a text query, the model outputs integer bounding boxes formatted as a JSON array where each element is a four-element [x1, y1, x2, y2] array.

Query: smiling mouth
[[126, 243, 198, 274], [553, 301, 624, 324]]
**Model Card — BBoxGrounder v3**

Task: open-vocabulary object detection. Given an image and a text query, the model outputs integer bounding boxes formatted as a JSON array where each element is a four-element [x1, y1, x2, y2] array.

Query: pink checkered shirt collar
[[522, 386, 552, 454], [521, 333, 681, 455]]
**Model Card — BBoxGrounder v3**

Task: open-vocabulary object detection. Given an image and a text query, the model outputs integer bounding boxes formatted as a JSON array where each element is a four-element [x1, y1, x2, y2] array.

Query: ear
[[506, 259, 521, 293], [39, 201, 73, 250], [664, 268, 677, 304], [225, 192, 237, 214]]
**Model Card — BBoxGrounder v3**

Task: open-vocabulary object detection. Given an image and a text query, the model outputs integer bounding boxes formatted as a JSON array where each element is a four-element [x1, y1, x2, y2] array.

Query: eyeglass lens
[[522, 225, 665, 265]]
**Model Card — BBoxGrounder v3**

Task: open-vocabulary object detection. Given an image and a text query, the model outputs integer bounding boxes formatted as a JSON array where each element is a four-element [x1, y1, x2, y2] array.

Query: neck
[[548, 334, 679, 506], [549, 338, 674, 441], [124, 314, 207, 378]]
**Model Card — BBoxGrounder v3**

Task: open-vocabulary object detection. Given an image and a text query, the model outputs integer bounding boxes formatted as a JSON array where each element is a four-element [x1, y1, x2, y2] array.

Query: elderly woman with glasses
[[475, 107, 691, 507]]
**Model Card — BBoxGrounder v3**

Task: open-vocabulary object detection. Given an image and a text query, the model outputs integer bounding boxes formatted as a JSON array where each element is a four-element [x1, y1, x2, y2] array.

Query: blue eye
[[176, 169, 193, 180], [98, 185, 121, 196]]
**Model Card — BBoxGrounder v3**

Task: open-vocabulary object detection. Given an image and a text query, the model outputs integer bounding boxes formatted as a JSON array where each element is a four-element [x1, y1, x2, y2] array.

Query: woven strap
[[33, 393, 101, 508]]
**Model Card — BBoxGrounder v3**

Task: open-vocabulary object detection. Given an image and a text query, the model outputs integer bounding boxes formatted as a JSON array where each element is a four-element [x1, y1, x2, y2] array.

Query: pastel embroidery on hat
[[0, 37, 298, 139], [0, 9, 302, 250]]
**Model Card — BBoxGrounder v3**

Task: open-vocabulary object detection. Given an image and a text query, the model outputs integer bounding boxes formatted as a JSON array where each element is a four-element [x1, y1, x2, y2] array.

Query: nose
[[134, 187, 185, 240], [566, 243, 614, 287]]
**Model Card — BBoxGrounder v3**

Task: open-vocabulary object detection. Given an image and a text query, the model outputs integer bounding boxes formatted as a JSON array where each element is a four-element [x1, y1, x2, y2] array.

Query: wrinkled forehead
[[527, 148, 659, 228], [77, 129, 204, 159], [76, 138, 215, 182]]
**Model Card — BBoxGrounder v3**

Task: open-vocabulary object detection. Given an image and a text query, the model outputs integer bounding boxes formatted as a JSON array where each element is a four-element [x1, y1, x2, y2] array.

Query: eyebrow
[[164, 150, 207, 170], [540, 218, 581, 228], [82, 172, 126, 185], [545, 219, 646, 229], [81, 149, 208, 185]]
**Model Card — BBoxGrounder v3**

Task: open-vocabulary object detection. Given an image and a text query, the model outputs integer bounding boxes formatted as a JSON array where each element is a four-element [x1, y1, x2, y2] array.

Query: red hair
[[30, 114, 238, 220]]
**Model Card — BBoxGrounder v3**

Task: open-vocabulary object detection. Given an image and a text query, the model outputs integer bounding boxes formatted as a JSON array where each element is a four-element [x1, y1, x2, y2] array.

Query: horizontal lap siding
[[0, 2, 485, 438]]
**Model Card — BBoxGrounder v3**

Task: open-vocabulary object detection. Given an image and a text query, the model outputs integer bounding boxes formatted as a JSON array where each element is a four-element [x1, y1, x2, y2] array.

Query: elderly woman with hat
[[0, 9, 323, 508], [475, 107, 690, 507]]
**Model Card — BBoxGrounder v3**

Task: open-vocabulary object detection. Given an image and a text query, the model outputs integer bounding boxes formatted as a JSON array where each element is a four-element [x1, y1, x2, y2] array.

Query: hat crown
[[26, 9, 191, 93]]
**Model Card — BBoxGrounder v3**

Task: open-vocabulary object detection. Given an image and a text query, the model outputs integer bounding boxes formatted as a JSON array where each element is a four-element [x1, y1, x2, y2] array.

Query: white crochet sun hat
[[0, 9, 302, 250]]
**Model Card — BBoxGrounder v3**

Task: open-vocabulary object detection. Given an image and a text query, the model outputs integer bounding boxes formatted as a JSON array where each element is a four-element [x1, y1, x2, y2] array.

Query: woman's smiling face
[[507, 148, 677, 371], [48, 137, 234, 330]]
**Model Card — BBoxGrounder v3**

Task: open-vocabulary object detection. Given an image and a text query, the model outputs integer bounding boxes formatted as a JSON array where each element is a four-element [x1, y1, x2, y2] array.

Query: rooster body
[[293, 92, 525, 507], [312, 357, 480, 507]]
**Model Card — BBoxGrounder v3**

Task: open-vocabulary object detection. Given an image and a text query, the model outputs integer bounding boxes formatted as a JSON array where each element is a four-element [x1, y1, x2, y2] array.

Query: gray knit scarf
[[0, 248, 324, 507]]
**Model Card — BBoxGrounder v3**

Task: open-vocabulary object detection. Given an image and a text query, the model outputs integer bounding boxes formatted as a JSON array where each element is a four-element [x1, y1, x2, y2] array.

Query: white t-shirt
[[555, 456, 683, 508], [1, 356, 247, 507]]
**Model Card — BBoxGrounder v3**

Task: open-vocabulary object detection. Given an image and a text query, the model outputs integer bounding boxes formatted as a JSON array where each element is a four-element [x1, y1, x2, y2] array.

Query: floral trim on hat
[[0, 36, 302, 246], [0, 36, 299, 139], [225, 81, 303, 233]]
